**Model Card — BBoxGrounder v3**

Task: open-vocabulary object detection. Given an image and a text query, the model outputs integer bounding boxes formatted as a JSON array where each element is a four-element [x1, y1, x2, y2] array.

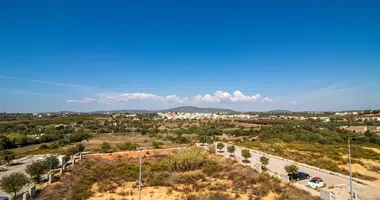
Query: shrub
[[49, 143, 59, 149], [217, 143, 225, 152], [241, 149, 251, 162], [100, 142, 112, 153], [77, 143, 85, 152], [186, 192, 234, 200], [145, 160, 169, 172], [117, 142, 138, 151], [26, 161, 48, 183], [284, 164, 298, 175], [57, 139, 70, 147], [202, 160, 220, 176], [44, 156, 59, 170], [260, 156, 269, 170], [0, 150, 15, 165], [68, 132, 90, 143], [227, 145, 236, 156], [175, 172, 206, 185], [0, 172, 29, 197], [152, 141, 163, 149], [39, 144, 49, 150], [168, 147, 205, 171]]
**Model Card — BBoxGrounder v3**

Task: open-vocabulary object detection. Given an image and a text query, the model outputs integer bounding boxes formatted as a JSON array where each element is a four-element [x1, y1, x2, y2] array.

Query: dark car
[[0, 196, 9, 200], [288, 172, 310, 181]]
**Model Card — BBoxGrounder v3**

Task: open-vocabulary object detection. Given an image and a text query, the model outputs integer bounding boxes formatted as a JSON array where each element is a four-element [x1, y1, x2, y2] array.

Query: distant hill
[[91, 106, 236, 114], [267, 109, 293, 114], [159, 106, 236, 113]]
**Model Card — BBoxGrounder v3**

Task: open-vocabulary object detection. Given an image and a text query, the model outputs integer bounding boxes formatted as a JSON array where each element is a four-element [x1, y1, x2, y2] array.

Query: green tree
[[217, 143, 225, 152], [44, 156, 59, 171], [26, 161, 47, 183], [241, 149, 251, 162], [0, 172, 30, 197], [284, 164, 298, 175], [227, 145, 236, 156], [0, 150, 15, 165], [0, 135, 9, 150], [100, 142, 112, 153], [260, 156, 269, 170]]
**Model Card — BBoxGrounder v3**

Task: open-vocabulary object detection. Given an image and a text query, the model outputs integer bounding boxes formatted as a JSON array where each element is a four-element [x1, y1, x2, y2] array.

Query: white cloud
[[67, 97, 97, 103], [261, 97, 274, 103], [291, 101, 297, 104], [67, 90, 268, 105], [194, 90, 261, 103], [166, 95, 185, 103]]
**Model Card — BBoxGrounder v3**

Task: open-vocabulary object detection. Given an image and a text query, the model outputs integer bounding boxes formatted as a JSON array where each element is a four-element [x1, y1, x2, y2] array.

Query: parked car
[[288, 172, 310, 181], [0, 196, 9, 200], [307, 177, 326, 189]]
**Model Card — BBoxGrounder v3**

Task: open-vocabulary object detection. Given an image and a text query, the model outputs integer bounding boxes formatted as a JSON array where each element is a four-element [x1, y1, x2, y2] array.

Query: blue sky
[[0, 0, 379, 112]]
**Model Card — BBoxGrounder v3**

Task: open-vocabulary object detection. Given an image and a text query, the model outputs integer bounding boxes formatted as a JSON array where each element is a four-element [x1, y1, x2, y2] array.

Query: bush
[[0, 150, 15, 165], [57, 139, 70, 147], [260, 156, 269, 170], [168, 147, 205, 171], [44, 156, 59, 170], [147, 172, 170, 186], [100, 142, 112, 153], [186, 192, 234, 200], [202, 160, 220, 176], [65, 147, 78, 156], [152, 141, 163, 149], [77, 144, 85, 152], [117, 142, 138, 151], [68, 132, 90, 143], [49, 143, 59, 149], [241, 149, 251, 162], [284, 164, 298, 175], [227, 145, 236, 155], [0, 172, 29, 197], [217, 143, 225, 152], [26, 161, 48, 183], [39, 144, 49, 150], [175, 171, 206, 185]]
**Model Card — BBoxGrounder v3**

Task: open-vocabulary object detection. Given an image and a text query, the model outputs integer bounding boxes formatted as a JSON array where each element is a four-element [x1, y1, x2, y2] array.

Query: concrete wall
[[320, 189, 333, 200]]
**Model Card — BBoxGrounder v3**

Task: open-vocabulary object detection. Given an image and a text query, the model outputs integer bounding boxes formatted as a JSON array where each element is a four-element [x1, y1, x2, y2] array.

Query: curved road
[[218, 143, 380, 200]]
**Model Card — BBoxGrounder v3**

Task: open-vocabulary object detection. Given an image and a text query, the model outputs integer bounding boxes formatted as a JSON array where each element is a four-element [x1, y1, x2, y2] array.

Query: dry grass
[[35, 149, 317, 200]]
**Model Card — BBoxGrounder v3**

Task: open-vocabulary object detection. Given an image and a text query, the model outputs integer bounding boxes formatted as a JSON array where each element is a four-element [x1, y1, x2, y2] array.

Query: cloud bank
[[67, 90, 272, 105]]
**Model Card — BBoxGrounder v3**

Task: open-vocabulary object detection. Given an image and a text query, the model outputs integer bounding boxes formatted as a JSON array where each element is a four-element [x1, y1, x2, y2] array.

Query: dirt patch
[[91, 149, 176, 160], [89, 182, 183, 200], [340, 164, 380, 183], [262, 192, 279, 200], [363, 147, 380, 154]]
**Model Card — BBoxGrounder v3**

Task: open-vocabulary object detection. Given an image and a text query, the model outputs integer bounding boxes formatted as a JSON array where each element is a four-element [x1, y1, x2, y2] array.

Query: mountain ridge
[[91, 106, 236, 114]]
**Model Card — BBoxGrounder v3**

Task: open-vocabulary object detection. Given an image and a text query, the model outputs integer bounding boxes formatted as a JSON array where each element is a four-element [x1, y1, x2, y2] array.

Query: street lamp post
[[348, 138, 353, 200], [138, 150, 142, 200]]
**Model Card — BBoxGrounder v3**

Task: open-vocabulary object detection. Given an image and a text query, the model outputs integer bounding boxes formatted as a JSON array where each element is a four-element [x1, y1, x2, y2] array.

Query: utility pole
[[138, 150, 142, 200], [348, 138, 353, 200]]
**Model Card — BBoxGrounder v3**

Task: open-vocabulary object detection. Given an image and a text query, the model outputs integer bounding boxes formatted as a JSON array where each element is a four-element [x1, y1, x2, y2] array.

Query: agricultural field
[[35, 147, 318, 200]]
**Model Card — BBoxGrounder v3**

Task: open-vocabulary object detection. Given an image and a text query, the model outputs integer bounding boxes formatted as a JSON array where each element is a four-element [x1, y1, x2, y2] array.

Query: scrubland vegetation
[[36, 147, 318, 200]]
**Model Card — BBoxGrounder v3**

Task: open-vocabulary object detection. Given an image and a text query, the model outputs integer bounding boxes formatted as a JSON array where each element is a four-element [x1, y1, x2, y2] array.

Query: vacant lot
[[36, 147, 318, 200]]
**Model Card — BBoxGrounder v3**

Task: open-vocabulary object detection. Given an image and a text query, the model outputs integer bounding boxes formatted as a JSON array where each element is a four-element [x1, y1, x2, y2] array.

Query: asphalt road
[[0, 155, 46, 198], [219, 144, 380, 200]]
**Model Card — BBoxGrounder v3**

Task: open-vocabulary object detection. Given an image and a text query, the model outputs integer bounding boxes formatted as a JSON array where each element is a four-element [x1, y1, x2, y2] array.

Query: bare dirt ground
[[363, 147, 380, 154], [340, 164, 380, 184], [85, 133, 184, 152]]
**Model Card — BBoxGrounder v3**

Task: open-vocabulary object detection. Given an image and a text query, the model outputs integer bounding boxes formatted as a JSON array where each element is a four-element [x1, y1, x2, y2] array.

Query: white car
[[307, 177, 326, 189]]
